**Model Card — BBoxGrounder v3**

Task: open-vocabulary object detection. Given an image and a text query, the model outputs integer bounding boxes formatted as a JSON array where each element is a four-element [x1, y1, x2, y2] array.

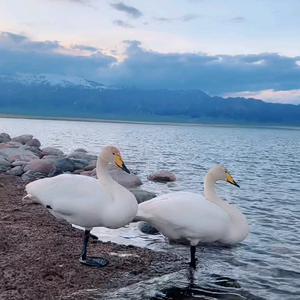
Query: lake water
[[1, 117, 300, 300]]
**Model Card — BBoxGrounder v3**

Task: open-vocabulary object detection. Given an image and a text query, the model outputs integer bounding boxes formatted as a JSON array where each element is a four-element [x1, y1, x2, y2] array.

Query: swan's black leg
[[189, 245, 196, 269], [79, 229, 108, 267]]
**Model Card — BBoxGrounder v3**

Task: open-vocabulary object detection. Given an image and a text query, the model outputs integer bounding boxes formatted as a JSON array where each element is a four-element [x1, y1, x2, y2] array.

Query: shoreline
[[0, 174, 184, 300], [1, 113, 300, 130]]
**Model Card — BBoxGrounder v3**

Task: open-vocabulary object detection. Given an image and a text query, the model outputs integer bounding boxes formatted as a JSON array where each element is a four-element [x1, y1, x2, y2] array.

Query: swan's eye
[[112, 153, 115, 155], [225, 170, 228, 173]]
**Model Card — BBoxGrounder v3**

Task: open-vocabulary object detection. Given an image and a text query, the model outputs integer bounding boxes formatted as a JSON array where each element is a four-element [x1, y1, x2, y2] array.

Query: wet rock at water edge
[[24, 159, 56, 176], [137, 222, 160, 235], [0, 133, 11, 143], [74, 148, 88, 153], [41, 147, 64, 157], [148, 171, 177, 183], [130, 189, 156, 204], [109, 165, 142, 188], [26, 138, 41, 148], [12, 134, 33, 145]]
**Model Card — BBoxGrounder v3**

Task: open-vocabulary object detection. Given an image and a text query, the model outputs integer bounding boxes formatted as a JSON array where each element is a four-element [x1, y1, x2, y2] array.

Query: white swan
[[135, 166, 249, 269], [23, 146, 138, 267]]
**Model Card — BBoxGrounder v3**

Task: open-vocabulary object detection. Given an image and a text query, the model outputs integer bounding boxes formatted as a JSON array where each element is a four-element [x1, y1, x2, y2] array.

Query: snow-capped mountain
[[0, 73, 107, 89]]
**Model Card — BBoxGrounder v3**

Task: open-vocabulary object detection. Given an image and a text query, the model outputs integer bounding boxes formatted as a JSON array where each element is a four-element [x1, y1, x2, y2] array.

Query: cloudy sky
[[1, 0, 300, 104]]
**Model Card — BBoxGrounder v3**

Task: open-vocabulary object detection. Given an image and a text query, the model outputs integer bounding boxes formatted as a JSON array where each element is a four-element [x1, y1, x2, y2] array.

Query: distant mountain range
[[0, 72, 300, 126]]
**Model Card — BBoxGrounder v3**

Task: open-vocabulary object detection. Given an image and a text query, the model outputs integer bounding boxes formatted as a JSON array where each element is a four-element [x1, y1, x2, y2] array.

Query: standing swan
[[135, 166, 249, 269], [23, 146, 138, 267]]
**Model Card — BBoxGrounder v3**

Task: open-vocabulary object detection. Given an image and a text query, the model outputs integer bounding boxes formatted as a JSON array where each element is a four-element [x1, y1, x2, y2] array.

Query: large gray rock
[[0, 147, 37, 159], [41, 147, 64, 157], [148, 171, 177, 182], [24, 159, 55, 175], [43, 156, 75, 172], [5, 141, 23, 148], [109, 169, 142, 188], [12, 134, 33, 145], [0, 133, 11, 143], [10, 166, 24, 176], [72, 159, 89, 169], [26, 138, 41, 148], [130, 189, 156, 204], [67, 151, 97, 162]]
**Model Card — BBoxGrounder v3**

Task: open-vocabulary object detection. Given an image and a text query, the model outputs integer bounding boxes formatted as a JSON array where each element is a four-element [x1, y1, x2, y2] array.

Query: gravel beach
[[0, 174, 183, 300]]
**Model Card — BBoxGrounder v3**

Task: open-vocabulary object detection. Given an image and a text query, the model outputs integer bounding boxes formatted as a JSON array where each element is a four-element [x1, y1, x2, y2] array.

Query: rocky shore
[[0, 133, 184, 299], [0, 133, 176, 204]]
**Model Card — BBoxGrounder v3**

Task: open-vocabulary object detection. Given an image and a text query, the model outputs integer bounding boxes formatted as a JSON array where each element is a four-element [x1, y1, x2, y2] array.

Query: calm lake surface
[[1, 117, 300, 300]]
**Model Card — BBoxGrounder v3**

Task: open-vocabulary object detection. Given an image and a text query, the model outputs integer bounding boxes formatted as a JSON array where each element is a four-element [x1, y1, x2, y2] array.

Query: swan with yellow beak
[[135, 165, 249, 269], [23, 146, 137, 267]]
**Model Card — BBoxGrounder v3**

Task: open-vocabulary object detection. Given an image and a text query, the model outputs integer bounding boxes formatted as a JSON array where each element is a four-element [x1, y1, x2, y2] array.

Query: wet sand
[[0, 174, 183, 300]]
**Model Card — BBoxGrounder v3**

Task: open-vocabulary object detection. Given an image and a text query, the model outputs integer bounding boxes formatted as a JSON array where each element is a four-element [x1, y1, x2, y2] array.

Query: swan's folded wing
[[136, 191, 231, 242], [25, 174, 113, 217]]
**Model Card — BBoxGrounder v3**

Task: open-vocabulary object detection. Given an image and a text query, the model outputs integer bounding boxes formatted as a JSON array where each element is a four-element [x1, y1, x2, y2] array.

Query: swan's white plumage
[[135, 166, 249, 246], [24, 146, 138, 230], [136, 191, 231, 245]]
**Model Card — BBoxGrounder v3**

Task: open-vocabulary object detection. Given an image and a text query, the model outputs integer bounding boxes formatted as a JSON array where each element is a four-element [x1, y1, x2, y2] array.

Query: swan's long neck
[[96, 157, 115, 186], [204, 174, 249, 243]]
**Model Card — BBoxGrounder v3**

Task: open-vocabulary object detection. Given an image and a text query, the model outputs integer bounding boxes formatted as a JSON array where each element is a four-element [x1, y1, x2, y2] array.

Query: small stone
[[12, 161, 28, 167], [10, 166, 24, 176], [137, 222, 160, 235], [84, 165, 95, 171], [80, 170, 94, 176], [148, 171, 177, 182], [0, 158, 11, 167], [0, 133, 11, 143]]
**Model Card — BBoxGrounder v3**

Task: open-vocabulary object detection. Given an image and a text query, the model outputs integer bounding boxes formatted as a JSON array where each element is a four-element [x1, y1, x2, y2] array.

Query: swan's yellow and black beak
[[227, 172, 240, 188], [115, 155, 130, 174]]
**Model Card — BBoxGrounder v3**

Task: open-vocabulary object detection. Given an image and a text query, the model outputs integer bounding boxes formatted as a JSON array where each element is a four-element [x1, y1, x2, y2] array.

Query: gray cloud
[[70, 44, 99, 52], [180, 14, 201, 22], [113, 20, 135, 28], [0, 32, 116, 79], [153, 14, 200, 23], [98, 41, 300, 96], [225, 17, 245, 23], [110, 2, 143, 19], [1, 32, 300, 99]]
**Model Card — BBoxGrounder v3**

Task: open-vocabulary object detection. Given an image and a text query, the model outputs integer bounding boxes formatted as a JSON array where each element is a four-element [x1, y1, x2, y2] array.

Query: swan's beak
[[115, 155, 130, 174], [227, 172, 240, 188]]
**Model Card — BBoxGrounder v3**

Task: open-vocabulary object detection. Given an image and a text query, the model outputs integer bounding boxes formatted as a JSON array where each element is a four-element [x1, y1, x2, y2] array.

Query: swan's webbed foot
[[79, 256, 109, 267]]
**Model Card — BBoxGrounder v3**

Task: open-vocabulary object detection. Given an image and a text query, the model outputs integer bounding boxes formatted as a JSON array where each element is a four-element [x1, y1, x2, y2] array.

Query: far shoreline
[[1, 113, 300, 131]]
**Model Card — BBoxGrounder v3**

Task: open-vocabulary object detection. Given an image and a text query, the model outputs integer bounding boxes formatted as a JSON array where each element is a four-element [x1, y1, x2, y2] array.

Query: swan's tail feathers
[[22, 193, 40, 203]]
